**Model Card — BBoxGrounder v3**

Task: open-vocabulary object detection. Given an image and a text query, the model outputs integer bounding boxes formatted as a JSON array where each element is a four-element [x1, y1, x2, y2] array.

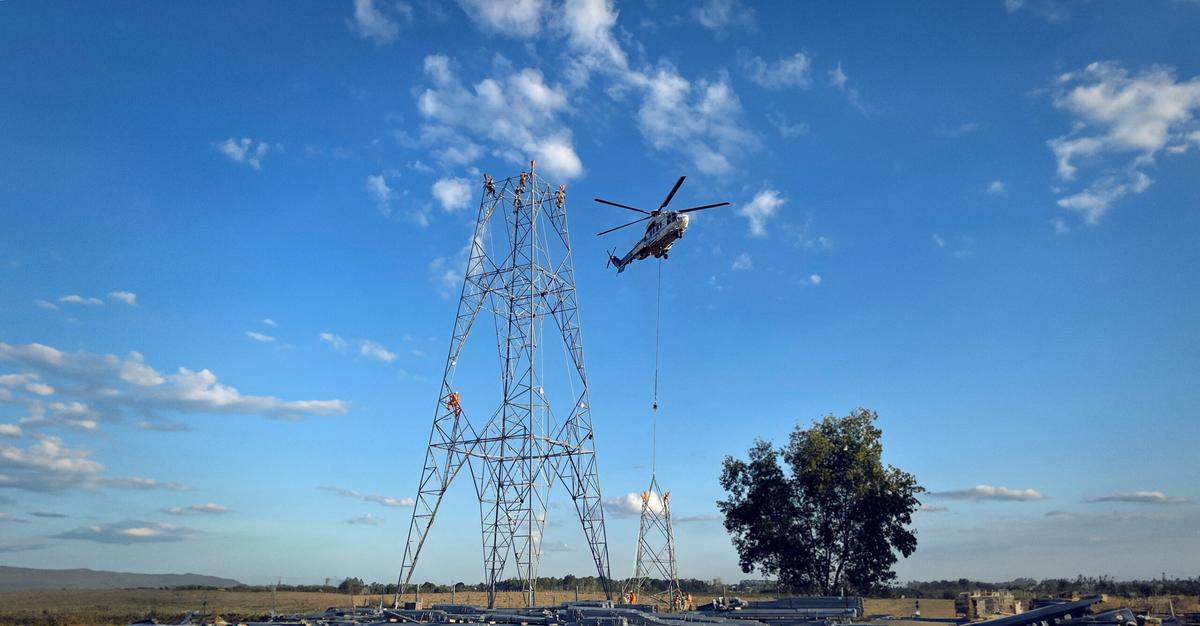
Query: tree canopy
[[718, 408, 923, 595]]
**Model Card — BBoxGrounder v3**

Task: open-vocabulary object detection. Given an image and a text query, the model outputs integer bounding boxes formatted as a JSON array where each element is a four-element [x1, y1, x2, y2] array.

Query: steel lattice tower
[[624, 473, 682, 611], [394, 164, 611, 609]]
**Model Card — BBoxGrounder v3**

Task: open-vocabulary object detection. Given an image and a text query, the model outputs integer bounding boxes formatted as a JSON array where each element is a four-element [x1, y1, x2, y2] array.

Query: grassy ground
[[0, 589, 1193, 626]]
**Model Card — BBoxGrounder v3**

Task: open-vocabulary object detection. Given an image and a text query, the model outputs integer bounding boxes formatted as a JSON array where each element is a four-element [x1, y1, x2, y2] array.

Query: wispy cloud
[[742, 52, 812, 90], [458, 0, 545, 37], [674, 513, 722, 523], [731, 252, 753, 271], [358, 340, 397, 363], [1085, 491, 1190, 504], [929, 484, 1046, 501], [346, 513, 382, 525], [985, 180, 1008, 197], [691, 0, 756, 34], [319, 485, 414, 508], [59, 295, 103, 306], [55, 520, 196, 544], [347, 0, 411, 44], [245, 331, 275, 343], [214, 137, 270, 170], [107, 291, 138, 306], [162, 503, 233, 515]]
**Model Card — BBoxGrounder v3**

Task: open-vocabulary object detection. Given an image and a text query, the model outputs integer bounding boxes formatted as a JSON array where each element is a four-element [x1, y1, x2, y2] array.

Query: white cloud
[[1005, 0, 1025, 12], [320, 332, 348, 352], [932, 234, 946, 248], [59, 295, 103, 306], [0, 373, 55, 396], [829, 62, 872, 117], [808, 274, 822, 285], [767, 111, 808, 138], [0, 424, 20, 438], [0, 434, 174, 493], [731, 252, 752, 271], [107, 291, 137, 306], [929, 484, 1047, 501], [162, 502, 233, 515], [347, 0, 411, 44], [262, 318, 277, 327], [458, 0, 545, 37], [829, 63, 848, 90], [691, 0, 756, 33], [33, 299, 58, 312], [416, 55, 583, 180], [562, 0, 628, 73], [632, 65, 757, 176], [364, 494, 416, 507], [358, 341, 397, 363], [432, 177, 473, 212], [0, 341, 348, 424], [214, 137, 270, 170], [55, 520, 195, 544], [986, 180, 1008, 197], [245, 331, 275, 343], [366, 174, 395, 216], [428, 256, 463, 298], [1086, 491, 1190, 504], [744, 52, 812, 90], [674, 513, 722, 523], [1048, 62, 1200, 223], [346, 513, 382, 525], [737, 189, 784, 237], [604, 490, 665, 518], [322, 485, 414, 508], [1057, 170, 1152, 224]]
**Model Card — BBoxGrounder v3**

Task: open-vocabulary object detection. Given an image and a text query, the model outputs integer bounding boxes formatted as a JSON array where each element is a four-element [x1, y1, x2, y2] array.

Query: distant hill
[[0, 566, 242, 592]]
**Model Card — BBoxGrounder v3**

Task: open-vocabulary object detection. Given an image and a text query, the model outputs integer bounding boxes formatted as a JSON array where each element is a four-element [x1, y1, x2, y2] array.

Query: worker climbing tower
[[394, 163, 611, 608], [623, 261, 684, 611]]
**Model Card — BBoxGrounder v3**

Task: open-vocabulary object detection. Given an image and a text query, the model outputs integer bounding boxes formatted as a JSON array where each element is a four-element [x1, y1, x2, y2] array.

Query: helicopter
[[594, 176, 732, 273]]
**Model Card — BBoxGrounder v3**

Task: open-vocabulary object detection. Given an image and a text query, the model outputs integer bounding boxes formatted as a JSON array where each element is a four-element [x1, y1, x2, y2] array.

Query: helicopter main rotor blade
[[594, 198, 651, 215], [596, 215, 651, 236], [677, 201, 732, 213], [659, 176, 686, 210]]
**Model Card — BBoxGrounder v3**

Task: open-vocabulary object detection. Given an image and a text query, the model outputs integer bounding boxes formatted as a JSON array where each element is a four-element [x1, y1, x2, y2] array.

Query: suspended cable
[[651, 258, 663, 477]]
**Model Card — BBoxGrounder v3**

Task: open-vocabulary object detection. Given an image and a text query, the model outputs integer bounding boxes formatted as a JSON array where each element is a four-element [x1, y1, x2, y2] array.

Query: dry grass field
[[0, 589, 1194, 626]]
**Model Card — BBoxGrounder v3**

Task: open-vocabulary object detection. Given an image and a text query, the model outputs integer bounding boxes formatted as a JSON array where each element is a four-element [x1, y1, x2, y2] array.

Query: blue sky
[[2, 0, 1199, 586]]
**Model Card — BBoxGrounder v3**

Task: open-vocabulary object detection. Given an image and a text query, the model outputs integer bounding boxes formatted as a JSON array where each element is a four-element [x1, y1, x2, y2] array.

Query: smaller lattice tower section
[[624, 472, 682, 611]]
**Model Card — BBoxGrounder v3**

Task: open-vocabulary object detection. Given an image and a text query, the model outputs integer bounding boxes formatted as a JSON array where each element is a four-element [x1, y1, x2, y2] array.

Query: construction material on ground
[[957, 592, 1023, 620]]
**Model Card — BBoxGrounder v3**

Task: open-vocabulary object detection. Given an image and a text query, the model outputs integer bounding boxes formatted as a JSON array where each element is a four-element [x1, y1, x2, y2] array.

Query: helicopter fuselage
[[609, 211, 690, 273]]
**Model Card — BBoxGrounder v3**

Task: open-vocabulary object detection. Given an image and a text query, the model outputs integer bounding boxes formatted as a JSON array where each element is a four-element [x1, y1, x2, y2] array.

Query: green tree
[[718, 408, 923, 595]]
